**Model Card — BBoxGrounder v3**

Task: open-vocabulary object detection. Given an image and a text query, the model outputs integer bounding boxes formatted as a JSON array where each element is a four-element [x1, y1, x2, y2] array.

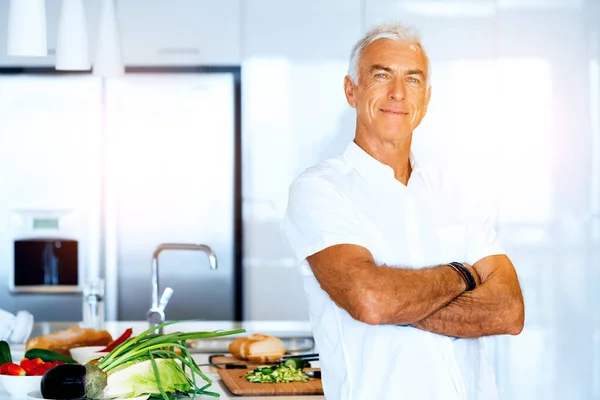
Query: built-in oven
[[9, 210, 84, 294], [2, 209, 90, 321], [12, 238, 79, 293]]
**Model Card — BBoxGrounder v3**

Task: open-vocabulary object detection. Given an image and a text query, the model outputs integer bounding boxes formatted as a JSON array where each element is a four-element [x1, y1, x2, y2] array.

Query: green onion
[[93, 320, 245, 398]]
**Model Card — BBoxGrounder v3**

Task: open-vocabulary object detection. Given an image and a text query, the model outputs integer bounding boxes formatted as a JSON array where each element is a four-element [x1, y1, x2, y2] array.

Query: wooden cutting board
[[218, 368, 323, 396]]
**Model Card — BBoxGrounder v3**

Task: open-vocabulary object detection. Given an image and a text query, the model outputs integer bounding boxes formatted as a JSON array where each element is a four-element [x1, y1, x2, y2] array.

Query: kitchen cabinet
[[117, 0, 241, 66], [0, 0, 240, 67], [0, 0, 101, 67], [242, 0, 361, 61]]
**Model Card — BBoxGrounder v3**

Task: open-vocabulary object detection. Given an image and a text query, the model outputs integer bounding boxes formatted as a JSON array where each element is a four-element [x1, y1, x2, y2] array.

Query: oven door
[[11, 238, 79, 293]]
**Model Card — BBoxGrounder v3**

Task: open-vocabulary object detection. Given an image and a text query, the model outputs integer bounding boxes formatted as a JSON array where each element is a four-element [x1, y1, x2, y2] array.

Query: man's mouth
[[380, 108, 408, 115]]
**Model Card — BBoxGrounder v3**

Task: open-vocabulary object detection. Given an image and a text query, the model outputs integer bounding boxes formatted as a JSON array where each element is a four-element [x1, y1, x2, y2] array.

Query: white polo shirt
[[283, 141, 505, 400]]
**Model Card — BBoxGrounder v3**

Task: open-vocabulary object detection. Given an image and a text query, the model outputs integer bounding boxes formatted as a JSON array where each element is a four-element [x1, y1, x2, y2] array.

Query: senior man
[[283, 22, 524, 400]]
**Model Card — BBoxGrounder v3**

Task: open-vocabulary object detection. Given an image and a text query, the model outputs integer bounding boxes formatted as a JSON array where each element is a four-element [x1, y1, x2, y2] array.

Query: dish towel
[[0, 309, 34, 344]]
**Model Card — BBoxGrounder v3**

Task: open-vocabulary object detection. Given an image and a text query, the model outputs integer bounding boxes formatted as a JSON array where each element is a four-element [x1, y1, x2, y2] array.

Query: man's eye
[[375, 73, 387, 78], [408, 77, 421, 83]]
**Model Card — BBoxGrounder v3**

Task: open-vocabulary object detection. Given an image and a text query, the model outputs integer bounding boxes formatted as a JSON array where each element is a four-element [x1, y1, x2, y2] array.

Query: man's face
[[344, 39, 431, 142]]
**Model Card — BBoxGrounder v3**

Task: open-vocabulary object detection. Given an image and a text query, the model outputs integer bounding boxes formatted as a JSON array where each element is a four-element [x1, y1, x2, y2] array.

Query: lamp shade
[[93, 0, 124, 76], [56, 0, 90, 70], [7, 0, 48, 57]]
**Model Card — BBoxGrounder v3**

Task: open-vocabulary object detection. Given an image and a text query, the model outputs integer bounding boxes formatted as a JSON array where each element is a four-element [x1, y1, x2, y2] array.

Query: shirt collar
[[342, 141, 420, 181]]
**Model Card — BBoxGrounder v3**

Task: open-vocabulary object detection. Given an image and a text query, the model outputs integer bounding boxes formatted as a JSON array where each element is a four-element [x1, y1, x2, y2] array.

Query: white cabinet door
[[242, 0, 361, 60], [117, 0, 241, 65], [0, 0, 101, 67], [0, 0, 240, 67]]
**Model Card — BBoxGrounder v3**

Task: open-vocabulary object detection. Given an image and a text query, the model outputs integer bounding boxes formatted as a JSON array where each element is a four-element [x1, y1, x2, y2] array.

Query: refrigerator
[[0, 68, 242, 322]]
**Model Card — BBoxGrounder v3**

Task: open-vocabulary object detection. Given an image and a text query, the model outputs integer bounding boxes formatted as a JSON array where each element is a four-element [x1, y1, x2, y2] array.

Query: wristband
[[447, 262, 477, 291]]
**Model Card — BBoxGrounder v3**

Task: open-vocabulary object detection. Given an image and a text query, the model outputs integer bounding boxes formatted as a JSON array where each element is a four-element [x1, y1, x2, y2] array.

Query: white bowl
[[0, 374, 42, 398], [69, 346, 108, 365]]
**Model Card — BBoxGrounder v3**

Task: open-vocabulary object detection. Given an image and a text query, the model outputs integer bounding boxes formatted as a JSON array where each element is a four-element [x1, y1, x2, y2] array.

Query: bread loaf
[[26, 326, 113, 357], [229, 334, 286, 363]]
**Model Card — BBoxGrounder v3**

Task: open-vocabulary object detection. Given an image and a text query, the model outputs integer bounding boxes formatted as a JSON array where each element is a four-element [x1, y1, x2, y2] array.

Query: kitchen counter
[[1, 321, 324, 400]]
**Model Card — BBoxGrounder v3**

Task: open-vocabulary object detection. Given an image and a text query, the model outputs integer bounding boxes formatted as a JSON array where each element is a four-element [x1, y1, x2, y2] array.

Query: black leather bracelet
[[447, 262, 477, 291], [447, 263, 469, 289]]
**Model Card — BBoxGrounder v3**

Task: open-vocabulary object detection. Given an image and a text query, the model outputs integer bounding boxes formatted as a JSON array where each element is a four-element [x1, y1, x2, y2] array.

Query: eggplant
[[41, 363, 107, 399]]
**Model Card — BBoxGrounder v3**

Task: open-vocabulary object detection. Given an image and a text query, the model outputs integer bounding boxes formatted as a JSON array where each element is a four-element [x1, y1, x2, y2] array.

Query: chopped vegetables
[[283, 357, 310, 370], [245, 365, 310, 383]]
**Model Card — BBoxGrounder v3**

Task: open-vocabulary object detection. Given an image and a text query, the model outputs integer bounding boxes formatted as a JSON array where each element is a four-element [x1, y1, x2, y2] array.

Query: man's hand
[[411, 254, 524, 337]]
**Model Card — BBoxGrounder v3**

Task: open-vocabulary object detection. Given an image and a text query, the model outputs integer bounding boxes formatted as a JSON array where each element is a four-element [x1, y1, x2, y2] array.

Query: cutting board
[[218, 368, 323, 396]]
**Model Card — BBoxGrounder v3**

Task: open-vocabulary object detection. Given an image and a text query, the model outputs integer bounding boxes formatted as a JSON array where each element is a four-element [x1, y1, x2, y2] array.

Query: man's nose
[[388, 78, 406, 101]]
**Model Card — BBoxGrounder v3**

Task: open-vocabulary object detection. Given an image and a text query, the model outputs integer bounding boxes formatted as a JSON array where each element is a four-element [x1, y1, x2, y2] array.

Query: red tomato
[[19, 358, 34, 374], [30, 358, 44, 366], [0, 363, 11, 375], [7, 364, 26, 376], [30, 367, 46, 376]]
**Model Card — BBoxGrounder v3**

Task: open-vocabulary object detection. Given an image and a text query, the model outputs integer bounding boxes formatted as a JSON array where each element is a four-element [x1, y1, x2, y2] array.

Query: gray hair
[[348, 22, 431, 87]]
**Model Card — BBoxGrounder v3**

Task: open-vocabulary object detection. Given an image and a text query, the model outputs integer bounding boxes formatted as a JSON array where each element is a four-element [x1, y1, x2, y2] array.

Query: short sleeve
[[465, 205, 505, 265], [282, 176, 369, 276]]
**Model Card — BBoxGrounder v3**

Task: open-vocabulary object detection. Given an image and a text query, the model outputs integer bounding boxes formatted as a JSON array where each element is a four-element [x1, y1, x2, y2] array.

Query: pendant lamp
[[56, 0, 91, 70], [93, 0, 124, 76], [7, 0, 48, 57]]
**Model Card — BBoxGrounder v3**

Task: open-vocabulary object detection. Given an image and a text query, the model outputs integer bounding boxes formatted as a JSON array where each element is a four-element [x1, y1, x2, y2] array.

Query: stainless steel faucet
[[147, 243, 218, 332]]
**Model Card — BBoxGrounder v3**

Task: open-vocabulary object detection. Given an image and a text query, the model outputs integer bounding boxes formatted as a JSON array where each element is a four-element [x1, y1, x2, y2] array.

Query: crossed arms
[[306, 244, 524, 338]]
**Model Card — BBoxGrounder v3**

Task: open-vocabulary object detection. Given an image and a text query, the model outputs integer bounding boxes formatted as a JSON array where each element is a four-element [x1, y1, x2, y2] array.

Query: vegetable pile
[[0, 340, 71, 377], [40, 320, 246, 399], [245, 364, 310, 384], [1, 357, 67, 376]]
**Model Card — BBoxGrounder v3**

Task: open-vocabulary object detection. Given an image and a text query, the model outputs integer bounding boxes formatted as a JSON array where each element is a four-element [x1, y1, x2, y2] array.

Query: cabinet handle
[[157, 47, 200, 56]]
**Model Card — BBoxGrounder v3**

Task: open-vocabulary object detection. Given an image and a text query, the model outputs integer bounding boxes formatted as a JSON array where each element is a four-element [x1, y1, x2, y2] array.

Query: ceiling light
[[93, 0, 124, 76], [56, 0, 91, 71], [7, 0, 48, 57]]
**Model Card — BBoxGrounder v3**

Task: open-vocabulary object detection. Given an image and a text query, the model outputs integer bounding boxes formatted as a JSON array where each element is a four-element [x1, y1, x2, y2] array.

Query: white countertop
[[30, 320, 314, 339], [1, 320, 323, 400]]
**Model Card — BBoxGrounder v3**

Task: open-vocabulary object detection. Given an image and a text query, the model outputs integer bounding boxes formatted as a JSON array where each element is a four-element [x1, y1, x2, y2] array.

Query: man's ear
[[344, 75, 356, 108]]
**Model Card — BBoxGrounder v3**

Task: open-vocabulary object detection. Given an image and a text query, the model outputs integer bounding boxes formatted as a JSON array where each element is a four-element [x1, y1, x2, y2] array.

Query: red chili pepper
[[98, 328, 133, 352]]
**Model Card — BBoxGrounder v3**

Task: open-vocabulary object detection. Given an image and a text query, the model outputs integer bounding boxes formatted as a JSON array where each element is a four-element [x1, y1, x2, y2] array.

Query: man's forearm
[[358, 264, 469, 325], [411, 279, 524, 337], [307, 245, 478, 326]]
